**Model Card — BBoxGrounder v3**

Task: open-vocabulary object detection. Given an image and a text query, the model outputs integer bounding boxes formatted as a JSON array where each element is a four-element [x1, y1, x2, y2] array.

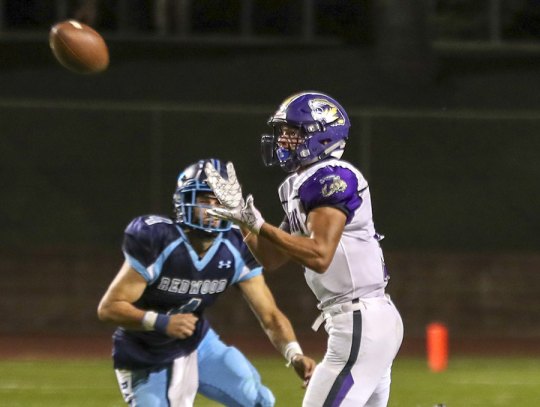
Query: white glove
[[204, 161, 244, 209], [208, 194, 265, 234]]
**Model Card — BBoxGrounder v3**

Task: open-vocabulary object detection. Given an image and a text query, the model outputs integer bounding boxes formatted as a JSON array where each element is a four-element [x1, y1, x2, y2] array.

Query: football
[[49, 20, 109, 74]]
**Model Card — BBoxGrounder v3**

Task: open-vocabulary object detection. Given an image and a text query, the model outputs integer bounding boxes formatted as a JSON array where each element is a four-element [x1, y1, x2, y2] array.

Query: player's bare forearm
[[257, 207, 346, 273], [240, 275, 316, 382], [257, 307, 317, 383], [97, 298, 147, 330], [240, 275, 301, 356], [100, 262, 199, 338], [241, 226, 290, 271], [98, 296, 197, 337], [241, 276, 296, 345], [262, 311, 297, 350], [262, 312, 317, 384], [257, 224, 332, 273]]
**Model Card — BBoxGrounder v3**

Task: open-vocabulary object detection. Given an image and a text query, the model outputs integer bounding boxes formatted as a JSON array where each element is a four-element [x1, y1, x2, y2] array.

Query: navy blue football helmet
[[262, 91, 350, 172], [173, 159, 232, 233]]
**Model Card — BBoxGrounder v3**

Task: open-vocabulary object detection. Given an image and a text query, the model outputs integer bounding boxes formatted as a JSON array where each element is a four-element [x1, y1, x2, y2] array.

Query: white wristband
[[283, 341, 303, 366], [141, 311, 158, 331]]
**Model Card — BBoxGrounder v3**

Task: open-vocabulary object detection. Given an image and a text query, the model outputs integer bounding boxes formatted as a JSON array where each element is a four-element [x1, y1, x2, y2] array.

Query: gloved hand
[[208, 194, 265, 234], [204, 161, 265, 233], [204, 161, 244, 209]]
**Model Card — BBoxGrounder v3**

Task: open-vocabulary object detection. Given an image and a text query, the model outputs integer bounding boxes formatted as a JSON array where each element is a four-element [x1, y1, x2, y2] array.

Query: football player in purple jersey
[[205, 92, 404, 407], [97, 158, 316, 407]]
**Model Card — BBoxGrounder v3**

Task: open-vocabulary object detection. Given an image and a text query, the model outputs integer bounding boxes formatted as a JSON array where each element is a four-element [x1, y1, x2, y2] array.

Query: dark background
[[1, 1, 539, 352]]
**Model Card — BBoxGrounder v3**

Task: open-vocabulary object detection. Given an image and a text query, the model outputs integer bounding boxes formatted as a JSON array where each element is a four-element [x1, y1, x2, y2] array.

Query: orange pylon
[[426, 322, 448, 372]]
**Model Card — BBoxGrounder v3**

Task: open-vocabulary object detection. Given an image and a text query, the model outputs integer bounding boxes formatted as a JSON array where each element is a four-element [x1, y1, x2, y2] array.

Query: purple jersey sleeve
[[299, 165, 362, 224]]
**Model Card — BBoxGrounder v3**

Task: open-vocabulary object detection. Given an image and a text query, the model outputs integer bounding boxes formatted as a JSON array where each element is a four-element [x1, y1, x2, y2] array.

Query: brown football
[[49, 20, 109, 74]]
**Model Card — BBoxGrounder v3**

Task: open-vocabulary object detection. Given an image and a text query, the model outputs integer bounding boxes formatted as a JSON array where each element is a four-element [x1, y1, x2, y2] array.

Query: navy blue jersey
[[112, 215, 262, 370]]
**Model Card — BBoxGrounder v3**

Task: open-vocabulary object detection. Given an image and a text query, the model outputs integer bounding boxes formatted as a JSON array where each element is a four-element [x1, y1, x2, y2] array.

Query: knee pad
[[199, 346, 275, 407], [222, 347, 274, 407]]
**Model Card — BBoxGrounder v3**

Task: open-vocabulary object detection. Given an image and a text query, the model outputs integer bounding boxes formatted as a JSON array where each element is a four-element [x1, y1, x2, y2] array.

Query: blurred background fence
[[1, 0, 540, 349], [3, 0, 540, 44]]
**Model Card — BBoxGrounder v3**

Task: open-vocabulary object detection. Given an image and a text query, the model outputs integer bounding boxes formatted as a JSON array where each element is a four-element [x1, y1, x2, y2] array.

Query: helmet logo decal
[[320, 175, 347, 197], [145, 215, 173, 226], [308, 98, 345, 126]]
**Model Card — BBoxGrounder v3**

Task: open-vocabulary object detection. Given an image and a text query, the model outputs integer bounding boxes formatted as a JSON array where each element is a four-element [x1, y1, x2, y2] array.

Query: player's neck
[[183, 228, 215, 258]]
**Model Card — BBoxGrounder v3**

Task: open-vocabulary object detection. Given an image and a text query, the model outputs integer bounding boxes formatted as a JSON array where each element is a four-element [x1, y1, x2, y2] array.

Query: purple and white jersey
[[113, 215, 262, 370], [278, 158, 388, 309]]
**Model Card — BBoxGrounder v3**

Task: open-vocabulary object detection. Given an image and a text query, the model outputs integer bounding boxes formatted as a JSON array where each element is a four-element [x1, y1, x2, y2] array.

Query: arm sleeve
[[298, 166, 362, 224]]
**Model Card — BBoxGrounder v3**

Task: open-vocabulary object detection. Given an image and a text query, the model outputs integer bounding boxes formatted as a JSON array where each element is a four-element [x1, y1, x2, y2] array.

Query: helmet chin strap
[[280, 140, 346, 172], [325, 140, 346, 158], [301, 140, 346, 165], [329, 146, 345, 160]]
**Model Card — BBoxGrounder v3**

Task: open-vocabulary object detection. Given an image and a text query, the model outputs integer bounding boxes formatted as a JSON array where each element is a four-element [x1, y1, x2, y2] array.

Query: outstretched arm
[[240, 224, 292, 271], [221, 203, 346, 274], [204, 161, 346, 273], [239, 274, 316, 385], [258, 206, 346, 273]]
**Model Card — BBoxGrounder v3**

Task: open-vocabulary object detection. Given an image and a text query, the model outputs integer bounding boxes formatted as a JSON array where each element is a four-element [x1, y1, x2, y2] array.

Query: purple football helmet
[[262, 91, 350, 172], [173, 158, 231, 233]]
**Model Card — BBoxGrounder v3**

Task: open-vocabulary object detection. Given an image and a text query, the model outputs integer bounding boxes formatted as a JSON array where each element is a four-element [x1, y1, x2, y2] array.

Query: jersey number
[[144, 215, 173, 226], [169, 298, 202, 314]]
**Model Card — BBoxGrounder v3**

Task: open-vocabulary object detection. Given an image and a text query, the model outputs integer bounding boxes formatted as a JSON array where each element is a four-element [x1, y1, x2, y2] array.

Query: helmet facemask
[[173, 159, 232, 233], [273, 122, 308, 172]]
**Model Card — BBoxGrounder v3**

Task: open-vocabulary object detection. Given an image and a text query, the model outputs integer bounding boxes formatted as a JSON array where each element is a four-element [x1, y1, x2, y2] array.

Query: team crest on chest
[[320, 175, 347, 197]]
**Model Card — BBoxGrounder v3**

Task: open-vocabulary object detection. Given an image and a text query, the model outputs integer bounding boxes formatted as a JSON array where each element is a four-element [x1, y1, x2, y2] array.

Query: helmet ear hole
[[305, 122, 323, 133]]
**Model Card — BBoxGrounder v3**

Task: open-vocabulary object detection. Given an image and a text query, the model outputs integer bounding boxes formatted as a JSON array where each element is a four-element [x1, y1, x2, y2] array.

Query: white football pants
[[115, 351, 198, 407], [304, 296, 403, 407]]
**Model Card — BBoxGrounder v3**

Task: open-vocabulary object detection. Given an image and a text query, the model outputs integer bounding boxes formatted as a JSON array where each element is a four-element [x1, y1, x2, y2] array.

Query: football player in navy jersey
[[97, 158, 316, 407], [205, 92, 403, 407]]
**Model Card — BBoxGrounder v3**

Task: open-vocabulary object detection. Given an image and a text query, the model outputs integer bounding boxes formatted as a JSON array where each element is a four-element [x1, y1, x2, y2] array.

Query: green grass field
[[1, 356, 539, 406]]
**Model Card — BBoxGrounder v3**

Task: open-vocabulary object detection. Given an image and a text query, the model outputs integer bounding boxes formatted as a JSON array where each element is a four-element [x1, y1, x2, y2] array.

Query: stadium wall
[[1, 248, 539, 341]]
